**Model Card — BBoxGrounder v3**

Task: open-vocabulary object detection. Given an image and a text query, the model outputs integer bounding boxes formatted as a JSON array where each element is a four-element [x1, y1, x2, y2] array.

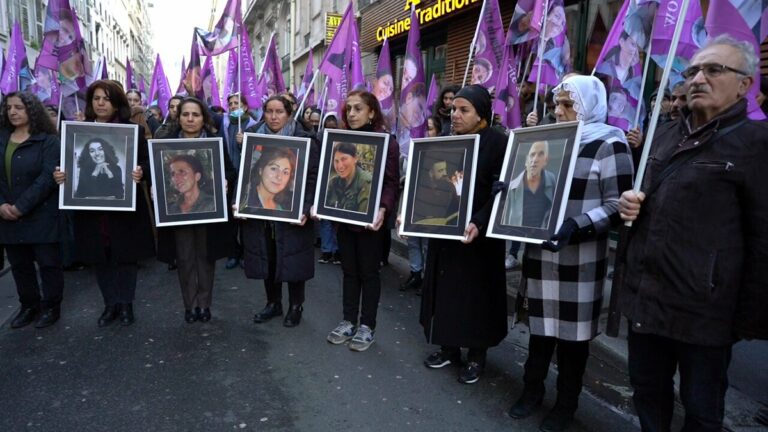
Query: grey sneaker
[[348, 325, 375, 352], [327, 320, 356, 344]]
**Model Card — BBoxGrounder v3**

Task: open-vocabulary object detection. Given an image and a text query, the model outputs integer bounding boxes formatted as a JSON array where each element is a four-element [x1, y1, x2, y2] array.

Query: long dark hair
[[85, 80, 132, 122], [0, 91, 57, 135], [77, 138, 119, 172], [341, 90, 386, 132], [250, 146, 297, 207], [178, 97, 217, 135]]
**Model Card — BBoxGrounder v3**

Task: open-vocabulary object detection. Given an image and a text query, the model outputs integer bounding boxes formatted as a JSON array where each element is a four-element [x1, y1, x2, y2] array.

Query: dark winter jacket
[[0, 130, 61, 244], [619, 99, 768, 345]]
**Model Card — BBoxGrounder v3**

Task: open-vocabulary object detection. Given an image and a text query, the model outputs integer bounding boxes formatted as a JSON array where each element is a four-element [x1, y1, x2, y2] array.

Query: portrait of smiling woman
[[246, 147, 297, 211], [74, 137, 124, 199], [165, 153, 215, 215]]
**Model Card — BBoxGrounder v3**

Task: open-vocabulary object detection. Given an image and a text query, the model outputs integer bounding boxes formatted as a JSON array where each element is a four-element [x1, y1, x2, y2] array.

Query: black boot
[[283, 305, 303, 327], [198, 308, 211, 322], [509, 386, 545, 419], [119, 303, 135, 326], [35, 307, 60, 329], [98, 305, 118, 327], [253, 302, 283, 323], [11, 307, 38, 329], [539, 402, 576, 432], [399, 271, 422, 292]]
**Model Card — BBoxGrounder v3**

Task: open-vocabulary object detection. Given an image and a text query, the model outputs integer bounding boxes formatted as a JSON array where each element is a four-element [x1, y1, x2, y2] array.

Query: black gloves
[[491, 181, 508, 196], [542, 218, 580, 252]]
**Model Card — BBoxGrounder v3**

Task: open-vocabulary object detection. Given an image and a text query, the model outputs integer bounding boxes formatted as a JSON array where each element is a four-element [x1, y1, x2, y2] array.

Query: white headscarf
[[552, 75, 628, 145]]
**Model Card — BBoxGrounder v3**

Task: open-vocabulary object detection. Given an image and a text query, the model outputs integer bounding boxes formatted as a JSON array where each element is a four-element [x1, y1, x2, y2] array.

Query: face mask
[[230, 108, 244, 118]]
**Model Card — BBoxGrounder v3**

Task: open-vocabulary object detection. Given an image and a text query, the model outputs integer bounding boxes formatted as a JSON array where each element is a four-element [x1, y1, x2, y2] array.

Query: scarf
[[553, 75, 628, 146], [255, 119, 297, 136]]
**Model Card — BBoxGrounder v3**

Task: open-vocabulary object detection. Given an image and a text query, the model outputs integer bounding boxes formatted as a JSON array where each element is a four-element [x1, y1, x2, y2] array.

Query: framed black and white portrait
[[313, 129, 389, 226], [398, 135, 480, 240], [487, 121, 582, 244], [59, 121, 138, 211], [148, 138, 228, 227], [234, 133, 312, 223]]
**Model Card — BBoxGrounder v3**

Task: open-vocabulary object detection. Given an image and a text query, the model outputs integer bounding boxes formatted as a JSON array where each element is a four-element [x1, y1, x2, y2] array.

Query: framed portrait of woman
[[487, 121, 582, 244], [234, 133, 312, 223], [59, 121, 139, 211], [398, 135, 480, 241], [148, 138, 228, 227], [313, 129, 389, 226]]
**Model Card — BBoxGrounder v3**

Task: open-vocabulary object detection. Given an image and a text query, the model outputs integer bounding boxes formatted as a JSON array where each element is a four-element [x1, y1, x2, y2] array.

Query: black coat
[[420, 126, 508, 348], [0, 130, 62, 244], [72, 124, 155, 263], [242, 122, 320, 282], [619, 99, 768, 345]]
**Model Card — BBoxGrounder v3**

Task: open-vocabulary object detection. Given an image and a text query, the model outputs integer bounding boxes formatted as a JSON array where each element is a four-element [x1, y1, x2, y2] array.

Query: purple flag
[[201, 55, 222, 108], [223, 49, 237, 99], [148, 54, 172, 117], [222, 26, 262, 109], [0, 22, 34, 95], [99, 56, 109, 79], [508, 0, 548, 45], [177, 57, 186, 94], [261, 34, 286, 99], [397, 8, 427, 157], [649, 0, 699, 89], [196, 0, 241, 56], [139, 74, 146, 102], [706, 0, 766, 120], [374, 38, 396, 131], [318, 2, 355, 85], [38, 0, 90, 95], [493, 24, 522, 129], [426, 74, 440, 116], [297, 48, 315, 107], [528, 0, 571, 86], [182, 32, 206, 100], [29, 66, 60, 105], [126, 58, 138, 90], [350, 15, 366, 91], [594, 0, 645, 131], [324, 77, 342, 117], [471, 0, 506, 91]]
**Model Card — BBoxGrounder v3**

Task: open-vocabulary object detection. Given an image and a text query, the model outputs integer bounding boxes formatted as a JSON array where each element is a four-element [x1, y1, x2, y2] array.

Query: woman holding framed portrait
[[53, 80, 155, 327], [154, 97, 236, 324], [419, 85, 508, 385], [0, 91, 64, 329], [324, 90, 400, 352], [241, 95, 320, 327]]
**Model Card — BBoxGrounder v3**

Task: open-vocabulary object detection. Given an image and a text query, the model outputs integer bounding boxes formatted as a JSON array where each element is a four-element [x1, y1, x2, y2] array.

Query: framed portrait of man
[[487, 121, 582, 244], [398, 135, 480, 240], [59, 121, 138, 211], [148, 138, 228, 227], [234, 133, 312, 223], [313, 129, 389, 226]]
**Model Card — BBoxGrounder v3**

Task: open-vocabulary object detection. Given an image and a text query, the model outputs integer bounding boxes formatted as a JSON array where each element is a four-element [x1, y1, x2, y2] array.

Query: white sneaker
[[505, 255, 519, 270], [327, 320, 356, 344], [348, 325, 374, 352]]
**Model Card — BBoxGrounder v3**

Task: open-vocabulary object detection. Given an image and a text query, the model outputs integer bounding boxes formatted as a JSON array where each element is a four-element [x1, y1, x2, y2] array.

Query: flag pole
[[633, 29, 655, 129], [532, 0, 550, 118], [238, 29, 242, 133], [462, 0, 487, 88], [606, 0, 691, 337], [56, 91, 64, 126], [318, 75, 330, 132]]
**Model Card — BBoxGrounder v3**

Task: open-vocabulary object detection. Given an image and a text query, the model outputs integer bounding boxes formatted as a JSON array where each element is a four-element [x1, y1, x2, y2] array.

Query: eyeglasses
[[681, 63, 749, 80]]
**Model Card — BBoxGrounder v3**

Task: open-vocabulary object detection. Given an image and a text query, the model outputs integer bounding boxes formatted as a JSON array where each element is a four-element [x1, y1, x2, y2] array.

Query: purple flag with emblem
[[126, 58, 137, 90], [508, 0, 548, 45], [0, 22, 34, 95], [183, 32, 206, 100], [148, 54, 172, 117], [196, 0, 241, 56], [706, 0, 766, 120], [318, 2, 354, 86], [650, 0, 699, 89], [201, 55, 222, 108], [261, 34, 286, 99], [38, 0, 90, 95], [29, 66, 60, 105], [297, 48, 315, 107], [471, 0, 506, 91], [426, 74, 440, 116], [396, 8, 427, 157], [528, 0, 571, 87], [324, 77, 343, 118], [374, 38, 396, 131], [493, 23, 522, 129]]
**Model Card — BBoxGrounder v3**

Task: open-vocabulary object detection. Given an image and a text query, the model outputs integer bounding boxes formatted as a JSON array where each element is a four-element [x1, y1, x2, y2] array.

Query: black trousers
[[5, 243, 64, 310], [441, 346, 487, 364], [263, 227, 305, 305], [175, 226, 215, 309], [338, 225, 381, 329], [93, 249, 138, 306], [522, 334, 590, 410], [628, 329, 732, 432]]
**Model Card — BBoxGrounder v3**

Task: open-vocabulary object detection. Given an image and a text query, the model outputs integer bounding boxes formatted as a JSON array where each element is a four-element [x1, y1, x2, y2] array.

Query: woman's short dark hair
[[263, 95, 294, 116], [227, 93, 248, 108], [0, 91, 57, 135], [178, 97, 217, 135], [168, 95, 184, 111], [126, 89, 142, 99], [77, 138, 119, 171], [341, 90, 385, 132], [85, 80, 132, 122], [333, 142, 357, 158]]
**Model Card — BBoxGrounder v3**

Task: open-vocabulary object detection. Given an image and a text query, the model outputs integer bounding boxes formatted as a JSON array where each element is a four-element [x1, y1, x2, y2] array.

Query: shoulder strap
[[645, 119, 747, 196]]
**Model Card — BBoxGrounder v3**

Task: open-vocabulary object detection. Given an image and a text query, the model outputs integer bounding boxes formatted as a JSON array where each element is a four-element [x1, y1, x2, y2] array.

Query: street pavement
[[0, 250, 640, 432]]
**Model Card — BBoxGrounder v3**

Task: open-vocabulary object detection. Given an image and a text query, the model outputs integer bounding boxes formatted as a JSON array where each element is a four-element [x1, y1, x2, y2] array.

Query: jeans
[[338, 225, 381, 329], [319, 220, 338, 254], [628, 329, 732, 432], [407, 236, 427, 273]]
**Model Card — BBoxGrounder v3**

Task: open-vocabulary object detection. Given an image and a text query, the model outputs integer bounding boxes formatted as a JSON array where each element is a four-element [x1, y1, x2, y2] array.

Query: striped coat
[[523, 136, 634, 341]]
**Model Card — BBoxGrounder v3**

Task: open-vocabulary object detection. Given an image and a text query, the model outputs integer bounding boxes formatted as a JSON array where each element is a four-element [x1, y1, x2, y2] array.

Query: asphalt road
[[0, 251, 640, 432]]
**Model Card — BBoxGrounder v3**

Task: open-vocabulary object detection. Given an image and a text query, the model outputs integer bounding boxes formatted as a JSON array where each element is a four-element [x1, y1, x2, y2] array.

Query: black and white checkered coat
[[523, 136, 634, 341]]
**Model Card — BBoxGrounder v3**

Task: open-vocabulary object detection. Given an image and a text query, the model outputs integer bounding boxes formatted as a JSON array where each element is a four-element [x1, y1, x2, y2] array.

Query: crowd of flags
[[1, 0, 768, 136]]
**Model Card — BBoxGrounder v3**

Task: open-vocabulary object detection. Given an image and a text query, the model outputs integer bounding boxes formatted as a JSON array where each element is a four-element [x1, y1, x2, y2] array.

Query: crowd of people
[[0, 34, 765, 432]]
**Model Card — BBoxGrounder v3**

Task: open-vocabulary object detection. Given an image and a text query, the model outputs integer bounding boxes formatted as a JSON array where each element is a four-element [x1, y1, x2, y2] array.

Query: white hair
[[701, 34, 759, 76]]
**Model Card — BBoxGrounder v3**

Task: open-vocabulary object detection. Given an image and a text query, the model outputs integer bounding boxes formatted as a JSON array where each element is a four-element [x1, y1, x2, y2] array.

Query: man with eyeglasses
[[617, 35, 768, 432]]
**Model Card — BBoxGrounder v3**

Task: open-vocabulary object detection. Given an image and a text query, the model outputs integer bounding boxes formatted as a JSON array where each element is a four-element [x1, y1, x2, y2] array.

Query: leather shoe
[[509, 387, 545, 419], [11, 307, 37, 329], [539, 404, 575, 432], [253, 302, 282, 323], [119, 303, 135, 326], [184, 309, 197, 323], [283, 305, 303, 327], [35, 308, 60, 329], [198, 308, 211, 322], [98, 305, 118, 327]]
